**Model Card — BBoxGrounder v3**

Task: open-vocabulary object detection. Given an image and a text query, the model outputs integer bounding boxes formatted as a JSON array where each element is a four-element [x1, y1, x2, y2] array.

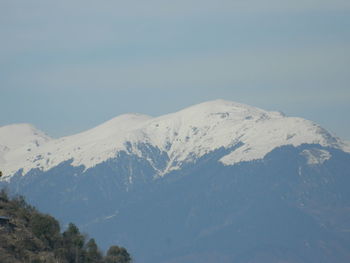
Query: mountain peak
[[176, 100, 284, 122], [0, 123, 51, 150], [180, 99, 260, 114], [89, 113, 152, 134]]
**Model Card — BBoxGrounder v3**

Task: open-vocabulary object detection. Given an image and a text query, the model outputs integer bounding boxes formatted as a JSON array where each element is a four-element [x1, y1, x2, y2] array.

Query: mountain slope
[[3, 144, 350, 263]]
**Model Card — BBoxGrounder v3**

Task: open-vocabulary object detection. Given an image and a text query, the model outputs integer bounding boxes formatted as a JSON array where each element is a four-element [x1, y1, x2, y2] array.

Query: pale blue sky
[[1, 0, 350, 140]]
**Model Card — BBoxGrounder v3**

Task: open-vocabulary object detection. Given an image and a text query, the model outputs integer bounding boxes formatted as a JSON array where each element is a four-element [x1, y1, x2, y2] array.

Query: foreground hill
[[1, 100, 350, 262], [0, 190, 131, 263]]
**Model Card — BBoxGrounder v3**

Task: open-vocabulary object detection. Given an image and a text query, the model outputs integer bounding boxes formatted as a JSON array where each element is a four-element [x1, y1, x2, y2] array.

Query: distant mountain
[[1, 100, 350, 263]]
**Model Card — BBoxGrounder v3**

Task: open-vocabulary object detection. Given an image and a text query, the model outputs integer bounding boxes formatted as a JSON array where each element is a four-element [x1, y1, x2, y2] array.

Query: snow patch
[[301, 149, 332, 165]]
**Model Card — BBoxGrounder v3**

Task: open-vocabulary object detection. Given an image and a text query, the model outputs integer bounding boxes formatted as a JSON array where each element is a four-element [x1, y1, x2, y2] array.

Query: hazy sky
[[1, 0, 350, 140]]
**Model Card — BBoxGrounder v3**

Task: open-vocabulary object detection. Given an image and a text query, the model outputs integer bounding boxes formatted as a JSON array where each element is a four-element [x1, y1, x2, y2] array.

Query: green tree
[[63, 223, 85, 248], [105, 246, 131, 263], [85, 238, 103, 263], [30, 213, 61, 249], [62, 223, 86, 263]]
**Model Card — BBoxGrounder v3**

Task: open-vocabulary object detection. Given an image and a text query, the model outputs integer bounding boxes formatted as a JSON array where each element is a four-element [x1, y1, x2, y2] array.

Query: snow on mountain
[[1, 100, 349, 179], [0, 123, 51, 167]]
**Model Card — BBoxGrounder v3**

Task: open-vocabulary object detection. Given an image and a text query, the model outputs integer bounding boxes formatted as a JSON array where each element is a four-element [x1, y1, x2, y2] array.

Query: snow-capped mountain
[[1, 100, 350, 263], [1, 100, 348, 179]]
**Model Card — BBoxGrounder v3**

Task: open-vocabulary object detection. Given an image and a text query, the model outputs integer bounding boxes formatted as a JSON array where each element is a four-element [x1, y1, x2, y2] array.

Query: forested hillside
[[0, 189, 131, 263]]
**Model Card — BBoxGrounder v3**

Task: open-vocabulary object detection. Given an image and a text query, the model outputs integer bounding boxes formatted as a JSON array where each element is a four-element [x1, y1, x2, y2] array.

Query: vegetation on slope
[[0, 189, 131, 263]]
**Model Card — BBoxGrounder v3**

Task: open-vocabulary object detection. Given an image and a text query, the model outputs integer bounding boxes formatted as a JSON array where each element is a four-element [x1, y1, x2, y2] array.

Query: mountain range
[[1, 100, 350, 263]]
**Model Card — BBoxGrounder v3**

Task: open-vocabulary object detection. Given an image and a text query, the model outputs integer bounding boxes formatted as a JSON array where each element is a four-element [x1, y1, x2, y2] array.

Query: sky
[[1, 0, 350, 140]]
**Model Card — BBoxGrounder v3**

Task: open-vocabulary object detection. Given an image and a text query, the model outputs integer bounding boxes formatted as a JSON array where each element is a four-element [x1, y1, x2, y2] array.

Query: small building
[[0, 216, 10, 226], [0, 216, 14, 233]]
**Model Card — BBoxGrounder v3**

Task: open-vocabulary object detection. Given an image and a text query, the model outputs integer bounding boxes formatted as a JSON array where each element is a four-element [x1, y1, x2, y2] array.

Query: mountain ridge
[[1, 99, 349, 179]]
